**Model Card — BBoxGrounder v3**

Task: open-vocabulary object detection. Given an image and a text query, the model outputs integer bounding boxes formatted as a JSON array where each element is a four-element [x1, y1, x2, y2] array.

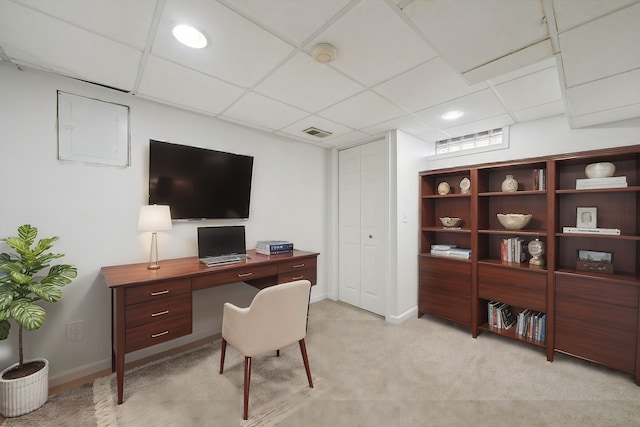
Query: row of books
[[516, 309, 546, 344], [256, 240, 293, 255], [532, 168, 546, 191], [488, 301, 516, 330], [575, 176, 627, 190], [487, 301, 546, 344], [500, 237, 527, 263], [430, 244, 471, 259]]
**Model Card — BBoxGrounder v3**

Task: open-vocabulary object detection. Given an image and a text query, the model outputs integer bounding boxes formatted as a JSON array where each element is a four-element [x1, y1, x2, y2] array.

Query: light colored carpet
[[3, 299, 640, 426]]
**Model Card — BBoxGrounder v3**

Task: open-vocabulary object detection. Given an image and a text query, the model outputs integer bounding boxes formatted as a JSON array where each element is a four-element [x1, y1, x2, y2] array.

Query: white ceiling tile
[[570, 103, 640, 128], [0, 1, 141, 90], [152, 0, 295, 87], [416, 89, 509, 129], [512, 101, 565, 123], [226, 0, 352, 44], [221, 92, 309, 131], [559, 3, 640, 87], [254, 52, 363, 113], [565, 69, 640, 117], [137, 55, 245, 115], [362, 115, 434, 136], [374, 58, 485, 112], [488, 57, 557, 85], [12, 0, 157, 48], [443, 114, 514, 139], [279, 115, 353, 143], [552, 0, 638, 32], [406, 0, 548, 73], [309, 0, 436, 86], [319, 91, 406, 129], [321, 130, 372, 148], [495, 67, 562, 112]]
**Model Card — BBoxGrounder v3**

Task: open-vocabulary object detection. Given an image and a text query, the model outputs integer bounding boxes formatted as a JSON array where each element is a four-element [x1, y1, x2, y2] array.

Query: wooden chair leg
[[243, 356, 252, 420], [219, 339, 227, 374], [299, 339, 313, 388], [276, 349, 280, 357]]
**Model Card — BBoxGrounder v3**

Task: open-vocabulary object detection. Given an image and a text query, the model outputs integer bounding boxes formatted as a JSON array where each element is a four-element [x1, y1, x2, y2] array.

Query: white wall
[[0, 64, 329, 385]]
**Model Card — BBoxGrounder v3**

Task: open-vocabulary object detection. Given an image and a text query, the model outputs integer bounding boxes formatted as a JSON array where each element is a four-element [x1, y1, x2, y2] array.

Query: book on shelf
[[430, 247, 471, 259], [500, 237, 527, 263], [562, 226, 620, 235], [255, 240, 294, 255], [488, 301, 516, 330], [533, 168, 546, 191], [431, 244, 456, 251], [575, 176, 627, 190]]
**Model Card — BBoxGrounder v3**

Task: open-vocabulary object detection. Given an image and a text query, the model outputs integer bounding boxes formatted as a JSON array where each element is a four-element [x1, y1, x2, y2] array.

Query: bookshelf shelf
[[419, 144, 640, 385]]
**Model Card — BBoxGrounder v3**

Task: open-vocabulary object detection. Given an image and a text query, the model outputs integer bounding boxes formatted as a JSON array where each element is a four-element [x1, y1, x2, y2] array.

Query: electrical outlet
[[66, 321, 83, 342]]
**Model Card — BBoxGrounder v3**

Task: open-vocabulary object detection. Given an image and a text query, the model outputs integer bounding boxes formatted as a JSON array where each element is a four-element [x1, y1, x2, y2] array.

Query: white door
[[338, 140, 388, 316]]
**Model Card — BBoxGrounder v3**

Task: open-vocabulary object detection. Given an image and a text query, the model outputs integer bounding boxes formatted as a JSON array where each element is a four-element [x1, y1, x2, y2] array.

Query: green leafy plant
[[0, 224, 77, 377]]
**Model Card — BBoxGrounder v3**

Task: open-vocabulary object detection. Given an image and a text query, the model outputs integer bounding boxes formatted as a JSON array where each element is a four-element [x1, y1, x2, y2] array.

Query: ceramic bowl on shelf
[[497, 213, 532, 230], [439, 217, 463, 228], [585, 162, 615, 178]]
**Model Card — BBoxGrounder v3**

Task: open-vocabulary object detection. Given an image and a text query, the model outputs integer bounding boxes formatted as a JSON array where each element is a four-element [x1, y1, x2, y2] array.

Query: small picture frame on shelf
[[576, 249, 613, 273], [576, 206, 597, 228]]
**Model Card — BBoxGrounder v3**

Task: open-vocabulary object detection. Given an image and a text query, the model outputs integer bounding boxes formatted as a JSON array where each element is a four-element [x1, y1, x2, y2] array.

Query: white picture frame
[[576, 206, 597, 228], [57, 91, 130, 167]]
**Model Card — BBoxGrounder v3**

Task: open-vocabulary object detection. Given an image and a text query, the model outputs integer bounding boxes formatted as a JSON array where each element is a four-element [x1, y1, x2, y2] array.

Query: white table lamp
[[138, 205, 172, 270]]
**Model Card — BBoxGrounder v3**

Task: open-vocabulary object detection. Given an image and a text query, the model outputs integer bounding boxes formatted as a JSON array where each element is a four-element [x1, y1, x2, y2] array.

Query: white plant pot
[[0, 358, 49, 417]]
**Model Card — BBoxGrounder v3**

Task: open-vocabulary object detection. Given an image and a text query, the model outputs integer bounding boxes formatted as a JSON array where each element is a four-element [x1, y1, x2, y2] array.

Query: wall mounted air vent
[[303, 127, 332, 138]]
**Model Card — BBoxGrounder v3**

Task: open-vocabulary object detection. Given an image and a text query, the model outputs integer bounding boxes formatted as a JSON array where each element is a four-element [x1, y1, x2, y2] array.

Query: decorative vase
[[528, 238, 545, 266], [0, 359, 49, 417], [501, 174, 518, 192]]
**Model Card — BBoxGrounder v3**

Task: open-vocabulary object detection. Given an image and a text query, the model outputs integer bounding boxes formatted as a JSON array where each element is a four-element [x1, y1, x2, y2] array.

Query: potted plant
[[0, 224, 77, 417]]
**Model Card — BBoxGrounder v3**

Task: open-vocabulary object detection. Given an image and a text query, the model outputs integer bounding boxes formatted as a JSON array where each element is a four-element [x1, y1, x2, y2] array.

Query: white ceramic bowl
[[439, 217, 463, 228], [497, 213, 532, 230], [585, 162, 615, 178]]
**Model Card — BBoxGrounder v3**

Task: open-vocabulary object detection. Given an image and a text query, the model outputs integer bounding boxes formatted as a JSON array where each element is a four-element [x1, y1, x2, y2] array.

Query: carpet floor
[[3, 299, 640, 426]]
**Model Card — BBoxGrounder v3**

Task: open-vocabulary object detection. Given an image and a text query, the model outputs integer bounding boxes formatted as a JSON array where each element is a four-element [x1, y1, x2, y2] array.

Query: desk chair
[[219, 280, 314, 420]]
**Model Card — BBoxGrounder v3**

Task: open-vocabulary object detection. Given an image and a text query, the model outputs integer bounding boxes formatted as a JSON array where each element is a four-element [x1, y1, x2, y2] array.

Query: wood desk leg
[[117, 351, 124, 404]]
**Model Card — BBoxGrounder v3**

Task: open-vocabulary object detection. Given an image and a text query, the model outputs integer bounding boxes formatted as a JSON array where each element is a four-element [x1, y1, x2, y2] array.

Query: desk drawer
[[125, 294, 192, 329], [278, 257, 317, 274], [126, 314, 192, 353], [125, 278, 191, 305], [278, 269, 317, 285], [192, 264, 278, 290]]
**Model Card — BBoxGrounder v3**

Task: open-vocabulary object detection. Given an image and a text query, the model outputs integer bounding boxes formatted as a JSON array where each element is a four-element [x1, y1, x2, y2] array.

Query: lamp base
[[147, 264, 160, 270]]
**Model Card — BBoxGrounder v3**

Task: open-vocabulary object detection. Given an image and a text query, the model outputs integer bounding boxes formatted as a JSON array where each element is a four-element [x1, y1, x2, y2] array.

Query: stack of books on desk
[[256, 240, 294, 255], [576, 176, 627, 189], [430, 244, 471, 259]]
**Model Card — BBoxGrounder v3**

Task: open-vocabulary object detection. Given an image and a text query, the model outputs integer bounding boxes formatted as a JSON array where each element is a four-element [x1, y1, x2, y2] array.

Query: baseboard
[[386, 305, 418, 324]]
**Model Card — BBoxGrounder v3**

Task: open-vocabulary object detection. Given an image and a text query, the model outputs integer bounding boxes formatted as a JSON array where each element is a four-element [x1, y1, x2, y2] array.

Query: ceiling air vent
[[303, 127, 332, 138]]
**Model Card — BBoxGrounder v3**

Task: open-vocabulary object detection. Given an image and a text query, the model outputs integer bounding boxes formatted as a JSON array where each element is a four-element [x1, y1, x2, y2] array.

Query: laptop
[[197, 226, 249, 267]]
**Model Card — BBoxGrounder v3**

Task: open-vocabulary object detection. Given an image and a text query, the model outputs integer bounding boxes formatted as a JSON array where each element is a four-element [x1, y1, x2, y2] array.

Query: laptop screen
[[197, 226, 246, 258]]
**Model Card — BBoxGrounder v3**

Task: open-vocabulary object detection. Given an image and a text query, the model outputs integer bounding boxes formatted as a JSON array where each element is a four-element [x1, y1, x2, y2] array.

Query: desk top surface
[[101, 249, 319, 288]]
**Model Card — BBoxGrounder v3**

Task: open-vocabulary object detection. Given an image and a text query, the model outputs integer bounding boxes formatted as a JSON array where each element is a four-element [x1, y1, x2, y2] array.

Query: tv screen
[[148, 140, 254, 220]]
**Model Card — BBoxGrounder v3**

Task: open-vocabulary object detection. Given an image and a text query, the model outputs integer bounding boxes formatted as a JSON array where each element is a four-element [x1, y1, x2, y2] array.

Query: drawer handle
[[292, 264, 305, 268], [151, 331, 169, 338], [151, 310, 169, 317], [151, 290, 169, 296], [238, 272, 253, 278], [292, 275, 304, 280]]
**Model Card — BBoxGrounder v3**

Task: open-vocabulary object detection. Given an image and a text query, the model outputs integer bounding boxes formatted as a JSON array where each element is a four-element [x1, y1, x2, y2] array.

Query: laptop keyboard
[[200, 254, 248, 266]]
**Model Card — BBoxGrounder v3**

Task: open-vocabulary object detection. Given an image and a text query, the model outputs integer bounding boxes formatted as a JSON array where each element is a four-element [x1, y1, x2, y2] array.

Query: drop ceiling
[[0, 0, 638, 148]]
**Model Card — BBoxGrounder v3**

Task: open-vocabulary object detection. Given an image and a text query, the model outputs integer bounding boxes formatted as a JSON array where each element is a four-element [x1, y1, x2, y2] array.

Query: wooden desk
[[101, 249, 319, 404]]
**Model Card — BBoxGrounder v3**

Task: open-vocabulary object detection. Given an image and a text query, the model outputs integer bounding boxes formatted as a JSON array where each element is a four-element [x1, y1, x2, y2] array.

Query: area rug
[[92, 341, 324, 427]]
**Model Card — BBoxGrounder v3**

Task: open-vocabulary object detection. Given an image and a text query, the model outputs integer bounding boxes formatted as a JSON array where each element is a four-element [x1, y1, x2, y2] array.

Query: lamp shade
[[138, 205, 172, 231]]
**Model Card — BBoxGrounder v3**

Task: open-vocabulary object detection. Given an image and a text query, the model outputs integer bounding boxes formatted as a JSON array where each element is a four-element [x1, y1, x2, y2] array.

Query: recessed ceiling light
[[441, 110, 464, 120], [172, 24, 207, 49]]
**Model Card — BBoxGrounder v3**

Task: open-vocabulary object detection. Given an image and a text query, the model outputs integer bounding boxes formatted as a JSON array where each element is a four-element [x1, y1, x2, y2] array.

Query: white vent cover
[[303, 127, 333, 138]]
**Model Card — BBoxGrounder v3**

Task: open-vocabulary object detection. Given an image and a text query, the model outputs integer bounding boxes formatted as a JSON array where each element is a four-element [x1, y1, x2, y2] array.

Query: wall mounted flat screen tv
[[148, 140, 254, 220]]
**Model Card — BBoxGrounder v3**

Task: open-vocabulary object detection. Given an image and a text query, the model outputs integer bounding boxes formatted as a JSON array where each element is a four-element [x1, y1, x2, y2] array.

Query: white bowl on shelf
[[497, 213, 532, 230], [585, 162, 615, 178], [439, 217, 463, 228]]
